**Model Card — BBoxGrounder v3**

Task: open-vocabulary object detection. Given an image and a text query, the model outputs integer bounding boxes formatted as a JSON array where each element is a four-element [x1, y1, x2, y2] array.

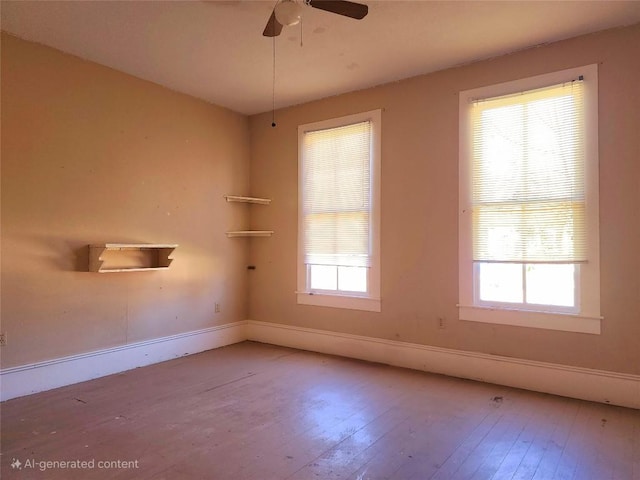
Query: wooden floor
[[1, 342, 639, 480]]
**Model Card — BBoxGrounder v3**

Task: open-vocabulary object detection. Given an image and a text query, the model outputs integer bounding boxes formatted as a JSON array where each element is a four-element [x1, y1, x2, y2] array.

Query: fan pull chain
[[272, 33, 276, 128], [300, 15, 303, 47]]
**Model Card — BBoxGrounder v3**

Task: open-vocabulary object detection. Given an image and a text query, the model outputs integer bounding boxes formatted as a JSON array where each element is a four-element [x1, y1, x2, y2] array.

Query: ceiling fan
[[263, 0, 368, 37]]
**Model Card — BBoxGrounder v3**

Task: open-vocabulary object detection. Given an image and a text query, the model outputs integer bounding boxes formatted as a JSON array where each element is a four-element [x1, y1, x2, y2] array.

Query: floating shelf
[[225, 194, 274, 238], [224, 195, 271, 205], [89, 243, 178, 273], [225, 231, 274, 238]]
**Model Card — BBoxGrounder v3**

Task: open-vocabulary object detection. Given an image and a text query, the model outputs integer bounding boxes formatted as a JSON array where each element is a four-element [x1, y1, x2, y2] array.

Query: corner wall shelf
[[225, 194, 273, 238], [89, 243, 178, 273], [226, 230, 274, 238], [224, 195, 271, 205]]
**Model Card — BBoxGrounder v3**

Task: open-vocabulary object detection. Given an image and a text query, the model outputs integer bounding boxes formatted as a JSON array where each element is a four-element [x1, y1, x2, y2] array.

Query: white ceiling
[[2, 1, 640, 115]]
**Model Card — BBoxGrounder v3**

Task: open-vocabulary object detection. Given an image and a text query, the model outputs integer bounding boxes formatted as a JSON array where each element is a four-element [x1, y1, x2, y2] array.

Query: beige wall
[[248, 24, 640, 375], [1, 33, 251, 367], [2, 25, 638, 378]]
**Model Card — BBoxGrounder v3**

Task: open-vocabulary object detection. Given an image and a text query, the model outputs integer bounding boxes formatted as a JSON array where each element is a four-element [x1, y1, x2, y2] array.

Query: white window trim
[[297, 109, 382, 312], [458, 65, 601, 334]]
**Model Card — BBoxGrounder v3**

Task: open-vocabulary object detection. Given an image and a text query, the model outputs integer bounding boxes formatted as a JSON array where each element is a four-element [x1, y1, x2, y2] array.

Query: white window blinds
[[302, 121, 372, 267], [471, 80, 586, 263]]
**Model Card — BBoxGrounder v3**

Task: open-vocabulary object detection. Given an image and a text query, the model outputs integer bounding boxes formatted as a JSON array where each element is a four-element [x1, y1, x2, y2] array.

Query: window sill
[[458, 305, 601, 334], [297, 292, 381, 312]]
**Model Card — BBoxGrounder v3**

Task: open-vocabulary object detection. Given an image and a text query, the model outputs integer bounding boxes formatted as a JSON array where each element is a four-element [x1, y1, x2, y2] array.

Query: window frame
[[473, 262, 580, 314], [458, 65, 601, 334], [297, 109, 382, 312]]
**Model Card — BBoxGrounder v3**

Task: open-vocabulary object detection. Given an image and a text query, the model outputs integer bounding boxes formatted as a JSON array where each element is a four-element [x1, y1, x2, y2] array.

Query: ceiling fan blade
[[263, 10, 284, 37], [308, 0, 368, 20]]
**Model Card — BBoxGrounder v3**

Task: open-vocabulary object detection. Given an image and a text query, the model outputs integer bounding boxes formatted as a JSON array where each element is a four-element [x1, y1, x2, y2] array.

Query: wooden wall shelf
[[225, 194, 274, 238], [89, 243, 178, 273], [224, 195, 271, 205], [225, 231, 274, 238]]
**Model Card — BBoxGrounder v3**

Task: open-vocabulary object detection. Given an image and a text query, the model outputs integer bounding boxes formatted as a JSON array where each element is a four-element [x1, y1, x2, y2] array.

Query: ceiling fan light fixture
[[274, 0, 302, 27]]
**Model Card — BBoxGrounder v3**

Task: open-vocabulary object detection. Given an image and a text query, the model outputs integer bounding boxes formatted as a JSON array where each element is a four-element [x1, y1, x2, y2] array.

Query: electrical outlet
[[437, 317, 446, 329], [0, 333, 6, 346], [215, 303, 221, 314]]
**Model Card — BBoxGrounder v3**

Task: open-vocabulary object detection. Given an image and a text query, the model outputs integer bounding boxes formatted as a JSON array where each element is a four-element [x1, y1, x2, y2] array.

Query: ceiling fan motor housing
[[275, 0, 302, 27]]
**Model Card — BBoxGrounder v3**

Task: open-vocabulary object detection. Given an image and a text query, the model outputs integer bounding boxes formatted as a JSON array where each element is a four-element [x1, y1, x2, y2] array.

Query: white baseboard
[[0, 321, 248, 402], [246, 320, 640, 410], [3, 319, 638, 410]]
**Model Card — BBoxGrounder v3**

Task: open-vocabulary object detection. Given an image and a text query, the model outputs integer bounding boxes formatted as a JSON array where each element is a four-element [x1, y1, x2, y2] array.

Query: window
[[297, 110, 381, 312], [459, 65, 601, 334]]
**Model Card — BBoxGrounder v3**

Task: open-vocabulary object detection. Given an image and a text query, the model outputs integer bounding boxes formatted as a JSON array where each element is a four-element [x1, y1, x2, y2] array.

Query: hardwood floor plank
[[552, 401, 598, 480], [509, 395, 576, 480], [474, 392, 555, 480], [529, 396, 581, 480], [633, 413, 640, 480], [427, 389, 518, 480], [446, 389, 532, 479], [603, 405, 635, 480], [345, 378, 500, 480], [1, 341, 638, 480]]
